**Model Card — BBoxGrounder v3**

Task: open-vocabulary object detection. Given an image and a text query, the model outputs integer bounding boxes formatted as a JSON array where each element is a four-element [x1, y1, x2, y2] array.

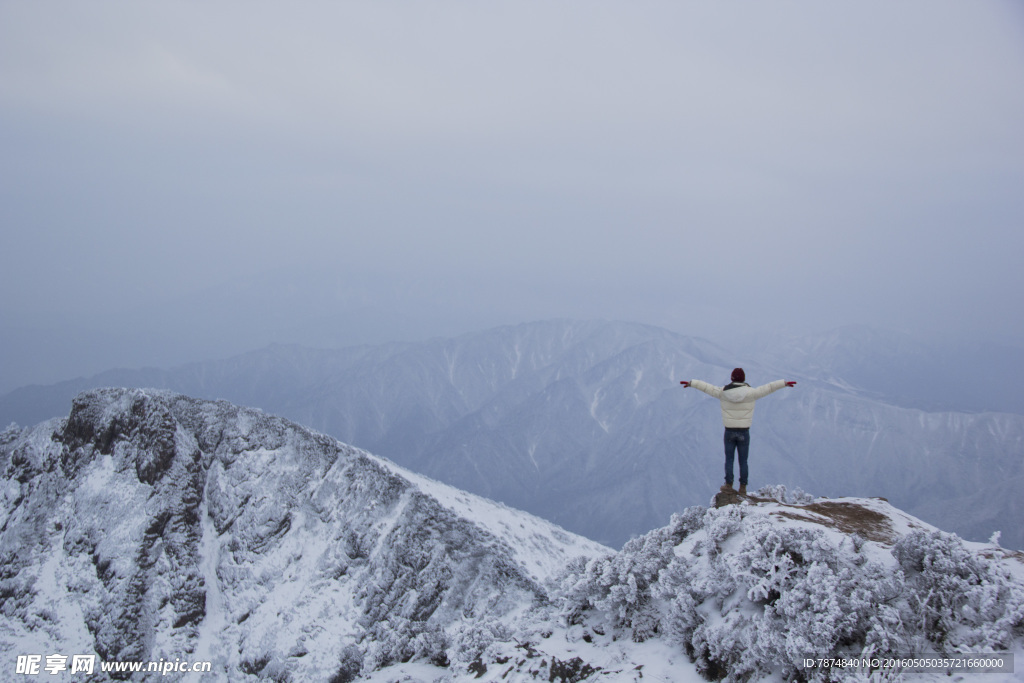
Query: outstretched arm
[[681, 379, 723, 398], [748, 379, 795, 399]]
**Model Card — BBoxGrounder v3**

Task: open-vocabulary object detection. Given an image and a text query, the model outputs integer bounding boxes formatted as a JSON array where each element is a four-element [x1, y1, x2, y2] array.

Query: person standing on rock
[[680, 368, 796, 496]]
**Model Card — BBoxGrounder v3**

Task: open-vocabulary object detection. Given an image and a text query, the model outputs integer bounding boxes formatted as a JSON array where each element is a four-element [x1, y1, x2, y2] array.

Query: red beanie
[[731, 368, 745, 383]]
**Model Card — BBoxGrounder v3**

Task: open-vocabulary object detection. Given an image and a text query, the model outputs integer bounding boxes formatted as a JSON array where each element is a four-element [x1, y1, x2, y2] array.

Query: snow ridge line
[[189, 488, 227, 681]]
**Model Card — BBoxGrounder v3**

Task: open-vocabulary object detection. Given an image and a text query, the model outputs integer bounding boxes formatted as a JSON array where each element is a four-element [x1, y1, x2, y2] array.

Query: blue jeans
[[723, 428, 750, 486]]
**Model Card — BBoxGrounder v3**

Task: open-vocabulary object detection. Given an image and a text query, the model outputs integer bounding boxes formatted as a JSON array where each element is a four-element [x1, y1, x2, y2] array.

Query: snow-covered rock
[[546, 487, 1024, 682], [0, 388, 607, 681]]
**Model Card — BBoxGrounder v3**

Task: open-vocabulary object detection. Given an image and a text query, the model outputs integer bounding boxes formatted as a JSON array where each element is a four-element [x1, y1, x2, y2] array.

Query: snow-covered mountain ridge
[[0, 388, 607, 681], [2, 389, 1023, 682]]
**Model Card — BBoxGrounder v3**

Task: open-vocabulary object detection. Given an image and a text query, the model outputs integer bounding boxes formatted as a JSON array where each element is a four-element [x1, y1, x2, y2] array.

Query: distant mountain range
[[1, 320, 1021, 549], [2, 388, 1021, 681]]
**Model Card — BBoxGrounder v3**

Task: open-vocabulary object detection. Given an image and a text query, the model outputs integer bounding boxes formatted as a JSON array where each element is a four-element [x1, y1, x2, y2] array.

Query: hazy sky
[[2, 1, 1023, 390]]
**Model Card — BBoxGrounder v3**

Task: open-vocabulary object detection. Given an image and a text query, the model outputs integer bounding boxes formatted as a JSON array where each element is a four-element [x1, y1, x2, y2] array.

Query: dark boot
[[738, 484, 747, 496], [720, 482, 735, 493]]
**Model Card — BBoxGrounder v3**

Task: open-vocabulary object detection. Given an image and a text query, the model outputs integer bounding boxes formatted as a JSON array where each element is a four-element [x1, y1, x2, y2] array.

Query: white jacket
[[689, 379, 787, 428]]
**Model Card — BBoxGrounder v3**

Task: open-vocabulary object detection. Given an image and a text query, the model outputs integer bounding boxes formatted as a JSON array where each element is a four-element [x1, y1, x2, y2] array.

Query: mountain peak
[[712, 487, 923, 545], [540, 489, 1024, 683], [0, 388, 609, 680]]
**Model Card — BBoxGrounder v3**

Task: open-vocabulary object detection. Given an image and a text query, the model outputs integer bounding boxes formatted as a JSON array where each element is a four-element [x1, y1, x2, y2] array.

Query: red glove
[[680, 381, 691, 388], [786, 381, 797, 387]]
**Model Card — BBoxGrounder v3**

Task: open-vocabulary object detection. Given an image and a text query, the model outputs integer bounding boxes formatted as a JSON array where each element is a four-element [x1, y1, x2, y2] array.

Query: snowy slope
[[0, 389, 609, 681], [343, 489, 1024, 682], [380, 458, 608, 585], [533, 487, 1024, 683]]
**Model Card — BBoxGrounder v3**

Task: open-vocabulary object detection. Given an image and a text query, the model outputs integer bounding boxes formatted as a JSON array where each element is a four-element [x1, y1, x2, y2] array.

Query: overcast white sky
[[2, 1, 1023, 390]]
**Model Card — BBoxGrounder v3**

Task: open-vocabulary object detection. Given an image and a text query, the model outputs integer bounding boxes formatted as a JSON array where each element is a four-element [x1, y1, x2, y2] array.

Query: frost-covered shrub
[[893, 530, 1024, 650], [755, 484, 814, 505], [450, 618, 513, 663], [700, 504, 744, 558], [668, 505, 709, 543], [361, 617, 450, 670], [650, 510, 1024, 682], [553, 506, 706, 641], [563, 534, 671, 638], [330, 645, 363, 683], [1, 423, 22, 451], [658, 511, 906, 681]]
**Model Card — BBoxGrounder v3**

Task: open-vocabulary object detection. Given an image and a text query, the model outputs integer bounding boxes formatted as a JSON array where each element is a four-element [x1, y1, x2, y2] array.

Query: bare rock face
[[712, 488, 745, 508]]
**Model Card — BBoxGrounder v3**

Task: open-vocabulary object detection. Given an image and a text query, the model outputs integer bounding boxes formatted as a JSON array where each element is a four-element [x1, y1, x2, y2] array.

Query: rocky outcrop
[[1, 389, 602, 680]]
